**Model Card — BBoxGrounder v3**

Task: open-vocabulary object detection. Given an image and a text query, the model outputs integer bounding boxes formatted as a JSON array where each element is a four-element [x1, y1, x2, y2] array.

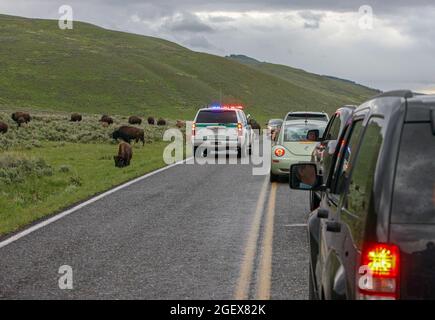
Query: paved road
[[0, 156, 310, 299]]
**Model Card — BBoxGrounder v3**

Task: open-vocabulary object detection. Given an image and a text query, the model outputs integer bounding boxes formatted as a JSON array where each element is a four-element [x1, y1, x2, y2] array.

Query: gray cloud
[[298, 11, 324, 29], [161, 12, 214, 33]]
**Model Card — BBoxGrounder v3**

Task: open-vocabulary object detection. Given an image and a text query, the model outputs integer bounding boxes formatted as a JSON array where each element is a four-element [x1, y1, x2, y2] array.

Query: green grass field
[[0, 141, 170, 237], [0, 14, 378, 125], [0, 109, 178, 237]]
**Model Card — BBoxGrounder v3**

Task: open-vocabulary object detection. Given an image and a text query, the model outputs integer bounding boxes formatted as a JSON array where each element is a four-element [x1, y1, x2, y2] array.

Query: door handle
[[317, 208, 329, 219], [326, 221, 341, 233]]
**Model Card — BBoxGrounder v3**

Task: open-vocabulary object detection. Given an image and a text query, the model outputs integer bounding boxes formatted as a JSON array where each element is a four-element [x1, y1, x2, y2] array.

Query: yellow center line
[[234, 177, 269, 300], [256, 182, 277, 300]]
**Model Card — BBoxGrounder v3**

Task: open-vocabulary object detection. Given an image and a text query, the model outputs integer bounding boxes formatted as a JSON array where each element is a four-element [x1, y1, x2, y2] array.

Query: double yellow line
[[234, 178, 278, 300]]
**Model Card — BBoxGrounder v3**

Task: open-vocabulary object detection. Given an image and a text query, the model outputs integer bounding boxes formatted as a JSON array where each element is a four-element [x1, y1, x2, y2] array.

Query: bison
[[157, 118, 167, 126], [100, 115, 113, 125], [248, 118, 261, 131], [128, 116, 142, 125], [0, 121, 8, 134], [112, 126, 145, 146], [70, 113, 82, 122], [147, 116, 155, 125], [114, 142, 132, 168], [176, 120, 185, 129], [11, 112, 31, 127]]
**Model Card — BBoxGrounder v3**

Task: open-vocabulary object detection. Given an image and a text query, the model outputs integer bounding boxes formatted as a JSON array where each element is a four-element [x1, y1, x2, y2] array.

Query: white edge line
[[0, 157, 192, 249]]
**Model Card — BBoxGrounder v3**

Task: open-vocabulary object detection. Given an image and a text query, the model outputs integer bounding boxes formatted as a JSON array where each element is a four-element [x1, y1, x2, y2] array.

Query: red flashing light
[[358, 243, 400, 300], [223, 104, 244, 110]]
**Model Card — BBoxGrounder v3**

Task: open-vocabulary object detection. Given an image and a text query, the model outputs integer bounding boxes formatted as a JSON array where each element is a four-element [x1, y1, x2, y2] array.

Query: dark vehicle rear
[[290, 90, 435, 300]]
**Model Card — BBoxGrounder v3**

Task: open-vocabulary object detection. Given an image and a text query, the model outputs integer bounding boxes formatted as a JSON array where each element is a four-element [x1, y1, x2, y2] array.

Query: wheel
[[237, 147, 242, 158], [193, 146, 198, 158], [270, 171, 279, 182]]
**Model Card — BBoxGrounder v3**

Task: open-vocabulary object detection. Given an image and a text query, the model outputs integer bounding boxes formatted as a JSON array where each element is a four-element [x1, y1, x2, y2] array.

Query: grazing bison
[[70, 113, 82, 122], [147, 116, 155, 125], [176, 120, 185, 129], [112, 126, 145, 146], [0, 121, 8, 134], [114, 142, 132, 168], [249, 118, 261, 131], [100, 115, 113, 125], [128, 116, 142, 125], [11, 112, 31, 127], [157, 118, 166, 126]]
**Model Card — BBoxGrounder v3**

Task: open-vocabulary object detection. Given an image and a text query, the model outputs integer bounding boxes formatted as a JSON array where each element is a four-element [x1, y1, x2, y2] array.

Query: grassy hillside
[[226, 54, 380, 106], [0, 14, 378, 123]]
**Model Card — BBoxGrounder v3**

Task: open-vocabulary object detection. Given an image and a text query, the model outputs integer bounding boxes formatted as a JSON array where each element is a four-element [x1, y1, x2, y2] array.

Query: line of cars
[[284, 90, 435, 300]]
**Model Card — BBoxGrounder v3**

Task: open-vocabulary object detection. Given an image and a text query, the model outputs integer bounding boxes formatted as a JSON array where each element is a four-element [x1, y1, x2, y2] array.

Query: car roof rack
[[374, 90, 414, 99]]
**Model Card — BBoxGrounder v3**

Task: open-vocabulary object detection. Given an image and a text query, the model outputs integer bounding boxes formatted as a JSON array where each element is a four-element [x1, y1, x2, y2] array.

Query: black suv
[[310, 105, 356, 211], [290, 90, 435, 300]]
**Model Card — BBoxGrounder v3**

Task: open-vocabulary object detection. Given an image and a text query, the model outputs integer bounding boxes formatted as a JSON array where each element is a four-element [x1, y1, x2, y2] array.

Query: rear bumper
[[270, 155, 312, 175], [192, 137, 244, 149]]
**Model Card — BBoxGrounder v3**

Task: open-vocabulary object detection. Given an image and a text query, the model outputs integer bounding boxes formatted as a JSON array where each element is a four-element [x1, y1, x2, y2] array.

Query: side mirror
[[289, 163, 321, 191]]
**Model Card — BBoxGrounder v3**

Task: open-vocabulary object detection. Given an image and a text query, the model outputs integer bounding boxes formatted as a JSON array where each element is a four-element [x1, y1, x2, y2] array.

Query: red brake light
[[274, 148, 285, 157], [363, 244, 399, 277], [192, 122, 196, 137], [358, 243, 400, 300]]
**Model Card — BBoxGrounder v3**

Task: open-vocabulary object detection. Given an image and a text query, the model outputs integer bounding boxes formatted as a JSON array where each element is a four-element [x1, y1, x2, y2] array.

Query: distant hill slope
[[226, 54, 380, 105], [0, 15, 378, 122]]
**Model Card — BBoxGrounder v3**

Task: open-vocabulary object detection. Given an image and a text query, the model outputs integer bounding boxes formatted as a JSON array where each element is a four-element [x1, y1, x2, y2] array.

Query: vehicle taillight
[[237, 122, 243, 136], [192, 123, 196, 137], [358, 243, 400, 300], [274, 148, 285, 157]]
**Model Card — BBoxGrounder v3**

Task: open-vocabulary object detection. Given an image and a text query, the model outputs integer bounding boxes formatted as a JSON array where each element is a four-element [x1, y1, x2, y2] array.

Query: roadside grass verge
[[0, 141, 170, 237]]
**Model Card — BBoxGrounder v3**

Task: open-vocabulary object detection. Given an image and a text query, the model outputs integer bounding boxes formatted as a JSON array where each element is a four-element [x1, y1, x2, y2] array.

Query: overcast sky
[[1, 0, 435, 92]]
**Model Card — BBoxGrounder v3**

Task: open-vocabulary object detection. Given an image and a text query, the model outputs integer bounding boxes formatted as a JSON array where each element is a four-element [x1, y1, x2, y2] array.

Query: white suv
[[192, 105, 253, 158]]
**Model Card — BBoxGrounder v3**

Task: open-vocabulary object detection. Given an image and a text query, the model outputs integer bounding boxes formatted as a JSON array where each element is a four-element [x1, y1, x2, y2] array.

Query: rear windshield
[[286, 113, 328, 122], [392, 123, 435, 223], [282, 123, 326, 142], [196, 110, 238, 124]]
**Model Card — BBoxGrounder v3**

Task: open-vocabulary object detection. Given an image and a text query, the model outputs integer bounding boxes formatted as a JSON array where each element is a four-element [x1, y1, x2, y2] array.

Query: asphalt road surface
[[0, 155, 310, 299]]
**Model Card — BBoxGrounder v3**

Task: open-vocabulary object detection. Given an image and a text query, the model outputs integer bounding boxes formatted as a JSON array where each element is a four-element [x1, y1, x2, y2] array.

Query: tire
[[193, 146, 198, 158], [270, 171, 278, 182], [237, 147, 242, 158]]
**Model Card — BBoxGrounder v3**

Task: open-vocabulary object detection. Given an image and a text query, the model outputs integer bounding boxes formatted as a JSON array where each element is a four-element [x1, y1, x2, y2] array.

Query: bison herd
[[1, 111, 175, 169]]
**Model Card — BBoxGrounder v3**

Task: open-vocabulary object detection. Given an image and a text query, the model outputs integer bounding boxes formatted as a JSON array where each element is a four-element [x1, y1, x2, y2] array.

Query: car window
[[391, 123, 435, 223], [268, 119, 282, 126], [327, 113, 341, 141], [196, 110, 238, 124], [286, 113, 328, 122], [341, 117, 384, 248], [282, 123, 326, 142], [333, 120, 364, 194]]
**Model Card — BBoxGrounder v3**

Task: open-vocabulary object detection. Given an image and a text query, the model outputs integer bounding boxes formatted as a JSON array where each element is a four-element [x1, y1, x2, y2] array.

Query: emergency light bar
[[207, 104, 244, 110]]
